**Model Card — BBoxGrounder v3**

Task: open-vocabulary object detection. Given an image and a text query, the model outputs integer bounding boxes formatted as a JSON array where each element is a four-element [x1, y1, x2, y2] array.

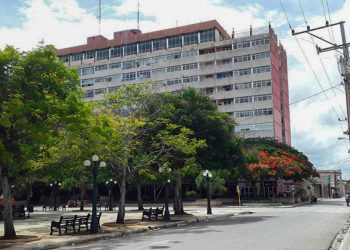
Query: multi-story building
[[57, 20, 291, 145]]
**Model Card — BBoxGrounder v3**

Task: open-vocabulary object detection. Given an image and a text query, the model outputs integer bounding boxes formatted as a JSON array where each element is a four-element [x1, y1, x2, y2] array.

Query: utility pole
[[292, 22, 350, 144], [97, 0, 101, 35]]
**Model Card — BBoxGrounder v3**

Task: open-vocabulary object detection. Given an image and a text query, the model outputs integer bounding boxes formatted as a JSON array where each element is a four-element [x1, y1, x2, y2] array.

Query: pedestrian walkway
[[0, 204, 250, 250]]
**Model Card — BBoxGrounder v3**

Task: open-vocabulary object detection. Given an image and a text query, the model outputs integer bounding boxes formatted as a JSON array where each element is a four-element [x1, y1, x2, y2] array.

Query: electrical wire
[[299, 0, 346, 117], [290, 83, 343, 105], [318, 157, 350, 168], [278, 0, 349, 156], [278, 0, 346, 134]]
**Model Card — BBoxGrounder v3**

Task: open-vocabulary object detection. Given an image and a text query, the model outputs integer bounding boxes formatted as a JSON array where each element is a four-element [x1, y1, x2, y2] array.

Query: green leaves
[[0, 45, 83, 179]]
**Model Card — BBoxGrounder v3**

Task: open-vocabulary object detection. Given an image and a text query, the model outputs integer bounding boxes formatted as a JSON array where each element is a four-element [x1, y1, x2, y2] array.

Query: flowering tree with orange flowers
[[247, 150, 306, 180], [243, 138, 317, 197]]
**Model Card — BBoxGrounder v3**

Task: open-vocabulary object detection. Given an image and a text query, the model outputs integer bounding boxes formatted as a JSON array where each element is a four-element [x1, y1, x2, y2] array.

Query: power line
[[290, 83, 343, 105], [278, 0, 346, 134], [318, 157, 350, 167], [298, 0, 346, 117], [278, 0, 348, 155]]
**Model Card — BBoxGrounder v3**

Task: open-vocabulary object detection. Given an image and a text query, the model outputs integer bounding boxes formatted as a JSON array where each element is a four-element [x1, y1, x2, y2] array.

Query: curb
[[13, 211, 251, 250], [330, 215, 350, 250]]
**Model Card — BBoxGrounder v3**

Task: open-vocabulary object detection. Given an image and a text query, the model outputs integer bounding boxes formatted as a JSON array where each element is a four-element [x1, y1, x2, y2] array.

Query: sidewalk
[[0, 204, 251, 250], [332, 216, 350, 250]]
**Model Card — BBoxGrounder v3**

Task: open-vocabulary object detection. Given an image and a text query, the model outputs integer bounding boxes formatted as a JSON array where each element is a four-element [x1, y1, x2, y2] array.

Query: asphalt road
[[59, 199, 350, 250]]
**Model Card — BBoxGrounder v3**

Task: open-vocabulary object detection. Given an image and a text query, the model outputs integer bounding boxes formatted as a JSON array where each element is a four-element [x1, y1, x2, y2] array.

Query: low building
[[317, 170, 343, 198]]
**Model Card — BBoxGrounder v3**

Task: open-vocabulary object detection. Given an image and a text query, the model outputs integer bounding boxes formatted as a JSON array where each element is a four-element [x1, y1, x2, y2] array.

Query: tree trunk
[[259, 177, 264, 198], [80, 187, 85, 211], [153, 183, 156, 202], [1, 168, 16, 239], [26, 184, 31, 207], [173, 176, 184, 215], [136, 181, 144, 210], [116, 165, 127, 224], [251, 180, 257, 199]]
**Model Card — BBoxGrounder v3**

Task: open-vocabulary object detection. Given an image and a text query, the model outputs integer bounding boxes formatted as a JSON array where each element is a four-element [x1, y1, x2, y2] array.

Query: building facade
[[57, 20, 291, 145], [317, 169, 344, 198]]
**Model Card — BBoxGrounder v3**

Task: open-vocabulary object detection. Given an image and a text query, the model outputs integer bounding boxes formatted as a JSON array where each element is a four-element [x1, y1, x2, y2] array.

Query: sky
[[1, 0, 350, 178]]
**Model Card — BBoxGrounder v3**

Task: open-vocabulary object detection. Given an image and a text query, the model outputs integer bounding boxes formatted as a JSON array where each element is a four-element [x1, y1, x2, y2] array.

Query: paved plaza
[[0, 203, 250, 249]]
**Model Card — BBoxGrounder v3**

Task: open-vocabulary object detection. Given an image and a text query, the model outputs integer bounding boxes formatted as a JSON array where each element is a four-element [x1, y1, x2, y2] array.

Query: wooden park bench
[[142, 207, 164, 221], [89, 212, 102, 230], [50, 215, 77, 235], [76, 213, 90, 232], [50, 213, 102, 235], [0, 205, 26, 220], [12, 205, 26, 219]]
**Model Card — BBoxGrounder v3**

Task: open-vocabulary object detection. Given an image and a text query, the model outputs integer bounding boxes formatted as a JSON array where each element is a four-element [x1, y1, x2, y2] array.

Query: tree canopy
[[243, 138, 317, 181], [0, 45, 84, 239]]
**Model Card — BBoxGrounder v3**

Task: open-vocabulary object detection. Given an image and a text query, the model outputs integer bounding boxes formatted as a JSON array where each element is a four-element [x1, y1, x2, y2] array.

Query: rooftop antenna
[[137, 0, 140, 30], [98, 0, 101, 35]]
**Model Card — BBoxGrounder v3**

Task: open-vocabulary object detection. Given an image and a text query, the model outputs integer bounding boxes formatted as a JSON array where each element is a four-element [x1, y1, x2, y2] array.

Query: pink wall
[[269, 29, 291, 145]]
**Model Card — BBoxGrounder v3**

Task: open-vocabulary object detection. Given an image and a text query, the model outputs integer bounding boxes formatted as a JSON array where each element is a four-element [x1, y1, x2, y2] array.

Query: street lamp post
[[203, 170, 212, 215], [159, 166, 172, 221], [105, 179, 117, 211], [50, 181, 61, 211], [84, 155, 106, 234]]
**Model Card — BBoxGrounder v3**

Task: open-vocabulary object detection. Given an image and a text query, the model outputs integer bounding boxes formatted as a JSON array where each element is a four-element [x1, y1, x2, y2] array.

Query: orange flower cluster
[[248, 150, 306, 180]]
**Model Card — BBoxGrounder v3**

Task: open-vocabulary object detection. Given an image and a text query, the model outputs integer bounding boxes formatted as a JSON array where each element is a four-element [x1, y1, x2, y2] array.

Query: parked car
[[311, 196, 317, 203], [333, 192, 341, 198], [67, 200, 78, 207]]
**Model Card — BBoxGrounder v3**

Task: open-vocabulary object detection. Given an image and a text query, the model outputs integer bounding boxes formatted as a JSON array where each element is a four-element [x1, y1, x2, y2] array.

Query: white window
[[167, 65, 182, 72], [182, 50, 197, 57], [253, 80, 271, 88], [152, 68, 166, 74], [235, 110, 254, 117], [183, 75, 198, 83], [233, 41, 250, 49], [253, 66, 271, 74], [182, 63, 198, 70], [223, 85, 232, 91], [252, 38, 269, 46], [254, 94, 272, 102], [206, 88, 214, 94], [109, 62, 121, 69], [137, 70, 151, 79], [235, 82, 252, 90], [234, 68, 251, 76], [84, 90, 94, 98], [122, 72, 136, 81], [95, 64, 108, 71], [235, 96, 253, 104], [95, 88, 107, 95], [167, 78, 182, 85], [254, 108, 273, 116], [80, 67, 94, 76], [81, 78, 94, 87]]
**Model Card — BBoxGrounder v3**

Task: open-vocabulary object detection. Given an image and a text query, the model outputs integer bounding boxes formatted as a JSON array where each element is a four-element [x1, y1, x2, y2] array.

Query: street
[[58, 199, 350, 250]]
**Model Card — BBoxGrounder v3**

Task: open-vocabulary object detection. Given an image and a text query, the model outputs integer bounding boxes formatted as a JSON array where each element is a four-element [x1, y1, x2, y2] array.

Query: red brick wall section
[[270, 30, 283, 142], [279, 44, 291, 145], [57, 20, 231, 56]]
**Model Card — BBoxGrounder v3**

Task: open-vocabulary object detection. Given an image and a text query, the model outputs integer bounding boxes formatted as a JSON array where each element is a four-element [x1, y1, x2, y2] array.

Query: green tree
[[145, 88, 244, 214], [242, 138, 316, 197], [95, 84, 205, 223], [0, 45, 82, 239], [195, 170, 227, 195]]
